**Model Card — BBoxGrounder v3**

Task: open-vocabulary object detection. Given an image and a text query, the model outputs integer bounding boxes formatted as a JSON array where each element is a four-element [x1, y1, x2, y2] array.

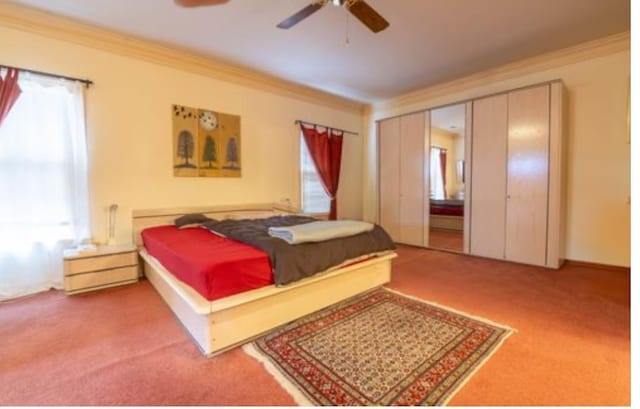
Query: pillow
[[174, 213, 215, 229]]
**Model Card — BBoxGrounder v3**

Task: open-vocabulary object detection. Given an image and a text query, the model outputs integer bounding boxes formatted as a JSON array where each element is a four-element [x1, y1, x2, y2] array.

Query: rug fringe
[[242, 343, 313, 406], [383, 287, 517, 333]]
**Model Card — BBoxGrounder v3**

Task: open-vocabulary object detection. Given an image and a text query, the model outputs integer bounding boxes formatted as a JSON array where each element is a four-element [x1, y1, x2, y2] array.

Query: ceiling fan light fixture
[[182, 0, 389, 34]]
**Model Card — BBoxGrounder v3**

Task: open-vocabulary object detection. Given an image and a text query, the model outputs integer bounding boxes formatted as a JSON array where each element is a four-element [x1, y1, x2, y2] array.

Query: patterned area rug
[[243, 288, 513, 406]]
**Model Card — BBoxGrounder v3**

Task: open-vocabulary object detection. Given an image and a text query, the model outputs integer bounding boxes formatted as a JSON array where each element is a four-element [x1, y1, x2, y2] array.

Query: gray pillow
[[174, 213, 215, 229]]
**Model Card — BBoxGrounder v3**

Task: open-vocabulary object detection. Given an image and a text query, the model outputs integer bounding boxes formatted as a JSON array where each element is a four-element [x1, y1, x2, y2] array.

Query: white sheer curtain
[[430, 147, 445, 200], [0, 73, 90, 301]]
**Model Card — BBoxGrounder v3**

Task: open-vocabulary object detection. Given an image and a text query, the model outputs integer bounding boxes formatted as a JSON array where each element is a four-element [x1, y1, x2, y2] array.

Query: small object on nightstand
[[64, 244, 139, 295], [107, 204, 119, 246]]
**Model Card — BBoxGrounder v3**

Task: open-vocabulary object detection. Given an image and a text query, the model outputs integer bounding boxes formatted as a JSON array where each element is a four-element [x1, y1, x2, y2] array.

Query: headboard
[[131, 203, 299, 247]]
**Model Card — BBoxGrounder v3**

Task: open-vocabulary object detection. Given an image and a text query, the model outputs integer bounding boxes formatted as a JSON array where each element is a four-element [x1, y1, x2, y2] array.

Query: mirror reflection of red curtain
[[439, 149, 447, 196], [0, 67, 22, 127], [300, 125, 343, 220]]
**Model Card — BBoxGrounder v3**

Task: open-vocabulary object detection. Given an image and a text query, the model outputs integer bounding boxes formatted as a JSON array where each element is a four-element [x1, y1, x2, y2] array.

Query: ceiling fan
[[174, 0, 389, 34]]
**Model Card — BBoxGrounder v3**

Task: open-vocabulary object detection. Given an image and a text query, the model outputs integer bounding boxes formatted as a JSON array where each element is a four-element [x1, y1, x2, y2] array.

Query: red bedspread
[[142, 225, 274, 301]]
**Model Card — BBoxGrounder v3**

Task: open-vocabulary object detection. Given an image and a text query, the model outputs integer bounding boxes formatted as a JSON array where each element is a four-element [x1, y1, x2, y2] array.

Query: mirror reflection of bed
[[429, 104, 466, 252]]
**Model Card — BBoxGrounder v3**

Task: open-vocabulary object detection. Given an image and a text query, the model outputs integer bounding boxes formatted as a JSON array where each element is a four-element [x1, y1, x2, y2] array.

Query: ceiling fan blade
[[277, 2, 325, 29], [174, 0, 229, 7], [347, 0, 389, 33]]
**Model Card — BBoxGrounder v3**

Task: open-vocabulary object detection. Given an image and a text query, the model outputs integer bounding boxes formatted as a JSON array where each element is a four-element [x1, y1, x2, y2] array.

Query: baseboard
[[564, 259, 630, 273]]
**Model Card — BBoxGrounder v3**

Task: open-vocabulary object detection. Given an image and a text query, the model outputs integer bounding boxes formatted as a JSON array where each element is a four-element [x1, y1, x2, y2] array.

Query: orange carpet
[[0, 245, 630, 405]]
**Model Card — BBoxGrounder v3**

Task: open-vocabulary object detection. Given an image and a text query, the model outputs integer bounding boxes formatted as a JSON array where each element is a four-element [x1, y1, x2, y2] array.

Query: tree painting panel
[[224, 137, 240, 169], [202, 135, 217, 169], [176, 131, 196, 168], [218, 112, 241, 177], [197, 109, 221, 177], [172, 105, 198, 177]]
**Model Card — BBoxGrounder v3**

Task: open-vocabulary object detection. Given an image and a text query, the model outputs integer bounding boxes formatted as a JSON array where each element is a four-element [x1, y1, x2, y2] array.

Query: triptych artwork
[[172, 104, 241, 177]]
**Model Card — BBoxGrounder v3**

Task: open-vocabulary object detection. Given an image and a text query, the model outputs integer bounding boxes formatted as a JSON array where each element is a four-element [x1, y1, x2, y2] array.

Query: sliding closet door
[[379, 117, 401, 241], [423, 111, 431, 247], [546, 82, 566, 268], [463, 102, 473, 253], [470, 94, 508, 259], [399, 112, 426, 246], [505, 84, 550, 266]]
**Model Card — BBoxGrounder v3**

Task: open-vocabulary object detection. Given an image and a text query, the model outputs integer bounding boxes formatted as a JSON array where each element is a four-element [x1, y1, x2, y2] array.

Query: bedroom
[[0, 0, 632, 406]]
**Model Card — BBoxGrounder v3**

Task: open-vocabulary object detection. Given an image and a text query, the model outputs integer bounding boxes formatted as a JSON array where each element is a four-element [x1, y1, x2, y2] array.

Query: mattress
[[141, 225, 273, 301]]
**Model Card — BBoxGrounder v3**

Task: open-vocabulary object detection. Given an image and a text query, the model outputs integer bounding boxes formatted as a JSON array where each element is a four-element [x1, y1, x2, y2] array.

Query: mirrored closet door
[[427, 103, 470, 252]]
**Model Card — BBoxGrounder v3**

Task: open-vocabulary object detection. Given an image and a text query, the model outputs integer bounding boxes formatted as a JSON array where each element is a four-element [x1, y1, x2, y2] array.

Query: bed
[[133, 203, 397, 357], [429, 199, 464, 231]]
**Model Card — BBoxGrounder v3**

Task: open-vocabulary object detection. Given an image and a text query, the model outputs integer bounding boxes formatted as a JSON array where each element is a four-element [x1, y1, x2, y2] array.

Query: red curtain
[[301, 125, 344, 220], [0, 67, 22, 127], [439, 149, 447, 196]]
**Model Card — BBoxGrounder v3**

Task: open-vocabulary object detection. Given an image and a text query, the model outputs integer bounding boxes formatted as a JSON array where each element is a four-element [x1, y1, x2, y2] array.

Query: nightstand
[[64, 245, 139, 295]]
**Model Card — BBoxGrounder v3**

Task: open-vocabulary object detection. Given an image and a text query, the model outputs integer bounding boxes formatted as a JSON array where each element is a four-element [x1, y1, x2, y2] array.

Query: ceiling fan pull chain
[[345, 9, 350, 45]]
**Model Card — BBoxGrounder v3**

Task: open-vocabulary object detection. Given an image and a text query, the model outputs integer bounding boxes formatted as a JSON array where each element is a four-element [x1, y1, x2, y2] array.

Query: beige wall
[[0, 25, 364, 245], [365, 49, 630, 267]]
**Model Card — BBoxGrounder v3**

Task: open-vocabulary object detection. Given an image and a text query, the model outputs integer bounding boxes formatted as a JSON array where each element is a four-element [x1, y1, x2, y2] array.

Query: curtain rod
[[295, 120, 358, 136], [1, 64, 93, 88]]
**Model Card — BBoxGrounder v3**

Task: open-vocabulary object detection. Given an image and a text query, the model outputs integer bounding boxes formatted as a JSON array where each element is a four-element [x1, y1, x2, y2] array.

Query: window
[[0, 72, 90, 300], [300, 135, 330, 214]]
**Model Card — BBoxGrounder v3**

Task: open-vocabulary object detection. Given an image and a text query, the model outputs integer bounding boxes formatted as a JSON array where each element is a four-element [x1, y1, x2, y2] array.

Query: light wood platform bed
[[133, 203, 397, 357]]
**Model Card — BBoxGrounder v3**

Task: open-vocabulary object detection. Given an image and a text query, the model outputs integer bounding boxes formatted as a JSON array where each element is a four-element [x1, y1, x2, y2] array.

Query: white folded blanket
[[268, 220, 374, 245]]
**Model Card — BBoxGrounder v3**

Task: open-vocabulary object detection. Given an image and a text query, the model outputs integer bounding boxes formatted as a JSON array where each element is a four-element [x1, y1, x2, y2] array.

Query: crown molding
[[0, 1, 364, 114], [374, 31, 630, 113]]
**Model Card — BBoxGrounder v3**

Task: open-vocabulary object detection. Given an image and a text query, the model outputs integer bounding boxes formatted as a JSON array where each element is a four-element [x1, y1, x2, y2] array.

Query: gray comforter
[[202, 215, 395, 286]]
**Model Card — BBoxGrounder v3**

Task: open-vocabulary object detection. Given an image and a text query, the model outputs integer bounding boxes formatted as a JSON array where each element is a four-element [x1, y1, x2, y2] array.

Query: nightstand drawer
[[65, 266, 138, 293], [66, 251, 137, 275]]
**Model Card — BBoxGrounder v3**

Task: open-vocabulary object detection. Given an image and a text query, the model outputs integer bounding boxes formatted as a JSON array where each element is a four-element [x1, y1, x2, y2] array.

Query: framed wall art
[[172, 104, 241, 178]]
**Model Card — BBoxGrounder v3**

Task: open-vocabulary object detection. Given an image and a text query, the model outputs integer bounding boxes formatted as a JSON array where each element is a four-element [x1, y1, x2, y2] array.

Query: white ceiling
[[10, 0, 629, 103]]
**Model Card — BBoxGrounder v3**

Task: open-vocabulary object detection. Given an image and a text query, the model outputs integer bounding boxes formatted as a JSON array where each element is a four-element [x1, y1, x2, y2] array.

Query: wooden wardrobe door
[[470, 94, 508, 259], [423, 111, 431, 247], [463, 102, 472, 253], [379, 117, 401, 241], [546, 82, 566, 268], [399, 112, 425, 246], [505, 84, 550, 266]]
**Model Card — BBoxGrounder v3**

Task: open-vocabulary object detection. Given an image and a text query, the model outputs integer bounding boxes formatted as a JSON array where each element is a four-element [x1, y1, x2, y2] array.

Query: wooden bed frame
[[132, 203, 397, 357]]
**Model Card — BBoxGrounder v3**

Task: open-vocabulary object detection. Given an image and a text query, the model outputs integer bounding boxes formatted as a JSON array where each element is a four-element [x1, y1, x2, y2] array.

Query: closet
[[378, 112, 429, 246], [377, 80, 565, 269], [468, 93, 508, 260], [469, 82, 564, 268]]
